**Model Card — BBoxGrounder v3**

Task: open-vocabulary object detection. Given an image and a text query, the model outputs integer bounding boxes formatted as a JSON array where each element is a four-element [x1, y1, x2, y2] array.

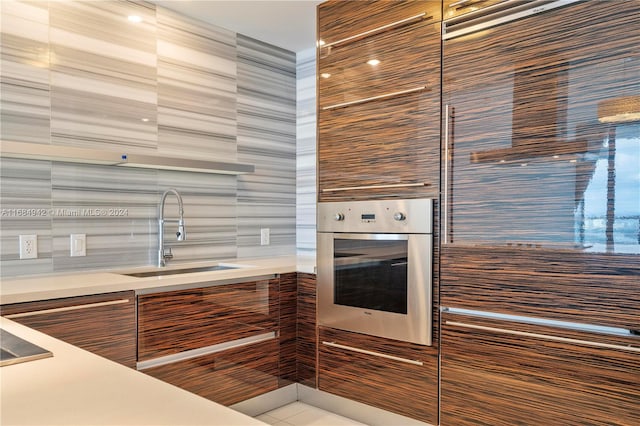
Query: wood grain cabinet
[[440, 311, 640, 426], [442, 0, 507, 20], [318, 326, 438, 424], [317, 0, 441, 201], [440, 0, 640, 326], [1, 291, 136, 368], [136, 274, 298, 406]]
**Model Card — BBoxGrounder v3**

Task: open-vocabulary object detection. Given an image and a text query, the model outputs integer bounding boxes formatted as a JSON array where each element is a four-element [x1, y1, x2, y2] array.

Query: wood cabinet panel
[[318, 90, 440, 201], [440, 312, 640, 425], [142, 338, 279, 406], [318, 327, 438, 424], [297, 273, 317, 388], [137, 278, 279, 361], [442, 0, 507, 20], [442, 1, 640, 251], [1, 291, 136, 368], [278, 272, 297, 387], [441, 246, 640, 331], [318, 0, 441, 46], [319, 19, 440, 109], [318, 0, 441, 201]]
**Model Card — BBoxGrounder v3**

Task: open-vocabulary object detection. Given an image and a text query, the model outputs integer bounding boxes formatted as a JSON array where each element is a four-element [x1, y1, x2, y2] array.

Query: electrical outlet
[[70, 234, 86, 257], [260, 228, 270, 246], [19, 235, 38, 259]]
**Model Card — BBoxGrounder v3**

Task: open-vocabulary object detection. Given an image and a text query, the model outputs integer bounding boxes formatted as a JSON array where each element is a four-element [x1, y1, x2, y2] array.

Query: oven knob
[[334, 213, 345, 221], [393, 212, 406, 221]]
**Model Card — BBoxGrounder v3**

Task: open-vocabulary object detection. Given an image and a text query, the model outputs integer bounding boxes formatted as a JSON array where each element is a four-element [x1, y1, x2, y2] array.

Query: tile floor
[[256, 402, 367, 426]]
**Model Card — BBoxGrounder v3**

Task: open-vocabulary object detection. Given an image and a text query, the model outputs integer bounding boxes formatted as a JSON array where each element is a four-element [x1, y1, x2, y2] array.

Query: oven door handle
[[331, 233, 409, 241]]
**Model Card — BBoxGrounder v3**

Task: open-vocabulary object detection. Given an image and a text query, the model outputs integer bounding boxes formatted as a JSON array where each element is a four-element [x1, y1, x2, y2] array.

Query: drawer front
[[318, 327, 438, 424], [440, 312, 640, 425], [138, 278, 279, 361], [2, 291, 136, 368], [141, 338, 279, 406]]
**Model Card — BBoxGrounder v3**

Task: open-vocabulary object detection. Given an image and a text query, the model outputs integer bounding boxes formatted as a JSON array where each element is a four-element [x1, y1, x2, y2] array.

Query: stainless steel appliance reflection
[[317, 198, 434, 345]]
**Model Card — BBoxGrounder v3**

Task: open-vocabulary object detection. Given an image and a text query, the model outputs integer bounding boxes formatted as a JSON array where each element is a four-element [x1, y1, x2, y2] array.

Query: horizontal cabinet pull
[[323, 13, 430, 48], [448, 0, 473, 8], [137, 331, 276, 370], [322, 182, 430, 193], [322, 86, 427, 111], [445, 321, 640, 354], [444, 0, 581, 40], [4, 299, 130, 318], [322, 341, 424, 366]]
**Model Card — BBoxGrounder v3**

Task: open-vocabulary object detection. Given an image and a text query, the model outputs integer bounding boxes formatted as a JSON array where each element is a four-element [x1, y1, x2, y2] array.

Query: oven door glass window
[[334, 238, 408, 314]]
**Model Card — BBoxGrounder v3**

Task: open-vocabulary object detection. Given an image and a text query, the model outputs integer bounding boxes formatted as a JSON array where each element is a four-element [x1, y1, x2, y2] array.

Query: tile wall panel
[[0, 1, 301, 277], [49, 0, 158, 152], [50, 162, 157, 272], [156, 170, 238, 264], [0, 0, 51, 144], [296, 47, 317, 256], [236, 35, 297, 258], [156, 7, 238, 161], [0, 158, 53, 277]]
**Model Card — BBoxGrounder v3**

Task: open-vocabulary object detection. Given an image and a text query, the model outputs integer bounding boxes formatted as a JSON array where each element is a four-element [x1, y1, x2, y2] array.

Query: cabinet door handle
[[138, 332, 276, 370], [322, 341, 424, 366], [323, 13, 430, 49], [322, 182, 430, 193], [443, 104, 453, 244], [322, 86, 427, 111], [4, 299, 131, 319], [445, 321, 640, 354], [448, 0, 473, 8]]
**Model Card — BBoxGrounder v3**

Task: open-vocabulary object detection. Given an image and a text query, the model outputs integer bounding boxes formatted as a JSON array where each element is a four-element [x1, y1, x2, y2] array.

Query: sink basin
[[122, 264, 239, 278], [0, 329, 53, 367]]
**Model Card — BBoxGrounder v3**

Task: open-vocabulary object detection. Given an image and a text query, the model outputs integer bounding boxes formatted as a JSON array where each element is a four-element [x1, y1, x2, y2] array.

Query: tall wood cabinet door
[[1, 291, 136, 368], [440, 312, 640, 426], [317, 1, 441, 201], [440, 1, 640, 322]]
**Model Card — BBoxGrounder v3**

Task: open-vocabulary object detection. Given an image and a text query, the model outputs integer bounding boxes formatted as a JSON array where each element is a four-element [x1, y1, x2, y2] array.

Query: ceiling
[[153, 0, 323, 53]]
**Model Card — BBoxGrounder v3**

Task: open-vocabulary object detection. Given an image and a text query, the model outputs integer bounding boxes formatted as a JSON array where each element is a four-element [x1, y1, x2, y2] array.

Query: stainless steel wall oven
[[317, 198, 434, 345]]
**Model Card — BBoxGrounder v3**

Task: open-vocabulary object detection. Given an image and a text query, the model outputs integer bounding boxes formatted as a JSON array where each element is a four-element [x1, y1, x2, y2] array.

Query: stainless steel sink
[[122, 264, 238, 278], [0, 329, 53, 367]]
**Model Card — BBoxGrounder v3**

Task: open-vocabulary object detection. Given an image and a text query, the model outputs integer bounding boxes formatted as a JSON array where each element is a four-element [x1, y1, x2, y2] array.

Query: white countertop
[[0, 317, 267, 425], [0, 255, 316, 304]]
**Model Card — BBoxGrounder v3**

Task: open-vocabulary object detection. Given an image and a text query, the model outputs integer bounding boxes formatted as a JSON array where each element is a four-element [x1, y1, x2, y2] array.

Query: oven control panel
[[318, 198, 433, 234]]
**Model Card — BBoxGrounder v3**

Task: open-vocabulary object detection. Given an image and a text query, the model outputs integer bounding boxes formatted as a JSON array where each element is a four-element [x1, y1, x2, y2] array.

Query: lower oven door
[[317, 232, 432, 345]]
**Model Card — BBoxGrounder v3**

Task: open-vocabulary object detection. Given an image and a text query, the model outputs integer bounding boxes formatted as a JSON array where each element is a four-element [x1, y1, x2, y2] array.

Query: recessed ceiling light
[[320, 73, 331, 79], [141, 118, 149, 122], [367, 59, 381, 66], [128, 15, 142, 23]]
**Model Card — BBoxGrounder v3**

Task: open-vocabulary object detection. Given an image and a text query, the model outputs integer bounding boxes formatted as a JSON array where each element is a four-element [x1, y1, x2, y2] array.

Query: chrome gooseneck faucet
[[158, 188, 186, 267]]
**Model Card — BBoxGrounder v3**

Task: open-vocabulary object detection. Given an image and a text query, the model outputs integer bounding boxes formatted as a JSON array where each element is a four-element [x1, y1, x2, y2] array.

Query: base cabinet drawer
[[1, 291, 136, 368], [140, 337, 279, 406], [440, 312, 640, 425], [137, 277, 279, 361], [318, 327, 438, 424]]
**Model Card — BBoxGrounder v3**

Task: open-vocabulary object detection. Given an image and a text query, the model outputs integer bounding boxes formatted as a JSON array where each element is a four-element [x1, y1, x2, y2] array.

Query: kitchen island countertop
[[0, 316, 267, 426]]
